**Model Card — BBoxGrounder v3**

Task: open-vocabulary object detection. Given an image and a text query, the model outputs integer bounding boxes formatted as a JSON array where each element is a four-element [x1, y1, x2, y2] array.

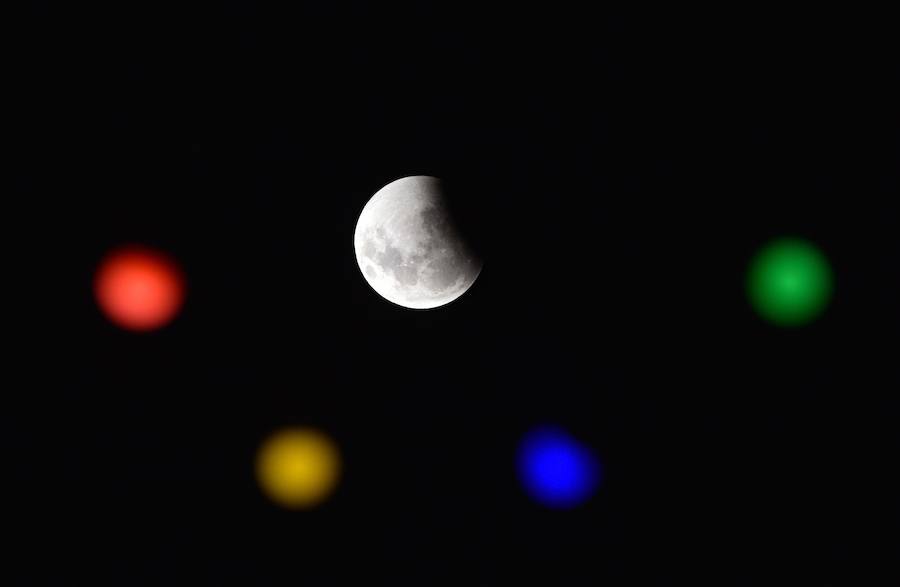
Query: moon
[[354, 175, 483, 309]]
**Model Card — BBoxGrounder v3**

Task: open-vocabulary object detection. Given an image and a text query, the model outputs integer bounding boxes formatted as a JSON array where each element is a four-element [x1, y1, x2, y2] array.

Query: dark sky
[[12, 3, 900, 585]]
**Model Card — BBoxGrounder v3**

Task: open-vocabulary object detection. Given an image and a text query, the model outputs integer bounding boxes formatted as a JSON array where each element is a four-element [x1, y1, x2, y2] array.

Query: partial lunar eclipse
[[353, 175, 483, 309]]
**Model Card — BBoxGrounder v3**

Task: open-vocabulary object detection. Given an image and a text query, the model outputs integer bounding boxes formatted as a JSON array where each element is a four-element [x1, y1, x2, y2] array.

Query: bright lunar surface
[[354, 175, 483, 309]]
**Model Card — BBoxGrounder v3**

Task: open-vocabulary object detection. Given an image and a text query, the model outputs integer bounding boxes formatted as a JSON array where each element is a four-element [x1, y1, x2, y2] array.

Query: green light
[[746, 237, 834, 327]]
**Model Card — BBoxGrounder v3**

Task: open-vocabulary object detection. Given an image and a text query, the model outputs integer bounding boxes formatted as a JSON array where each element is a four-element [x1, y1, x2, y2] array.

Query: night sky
[[13, 4, 900, 585]]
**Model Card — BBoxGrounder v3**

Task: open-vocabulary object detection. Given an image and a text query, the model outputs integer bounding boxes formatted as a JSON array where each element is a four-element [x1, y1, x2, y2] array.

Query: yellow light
[[255, 427, 342, 509]]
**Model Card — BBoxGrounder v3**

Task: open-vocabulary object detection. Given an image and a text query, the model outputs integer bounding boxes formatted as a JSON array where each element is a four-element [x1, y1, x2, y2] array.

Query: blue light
[[517, 426, 601, 508]]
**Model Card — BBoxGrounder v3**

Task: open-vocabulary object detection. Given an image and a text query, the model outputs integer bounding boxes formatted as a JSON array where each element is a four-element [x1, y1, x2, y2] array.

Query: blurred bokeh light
[[746, 237, 833, 327], [94, 245, 186, 332], [517, 426, 601, 509], [255, 427, 342, 509]]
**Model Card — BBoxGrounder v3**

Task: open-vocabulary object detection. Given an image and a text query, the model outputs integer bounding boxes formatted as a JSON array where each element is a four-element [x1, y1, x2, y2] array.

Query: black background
[[12, 3, 900, 585]]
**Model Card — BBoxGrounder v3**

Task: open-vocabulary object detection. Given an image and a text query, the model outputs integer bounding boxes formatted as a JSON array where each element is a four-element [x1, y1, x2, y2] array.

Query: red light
[[94, 246, 186, 332]]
